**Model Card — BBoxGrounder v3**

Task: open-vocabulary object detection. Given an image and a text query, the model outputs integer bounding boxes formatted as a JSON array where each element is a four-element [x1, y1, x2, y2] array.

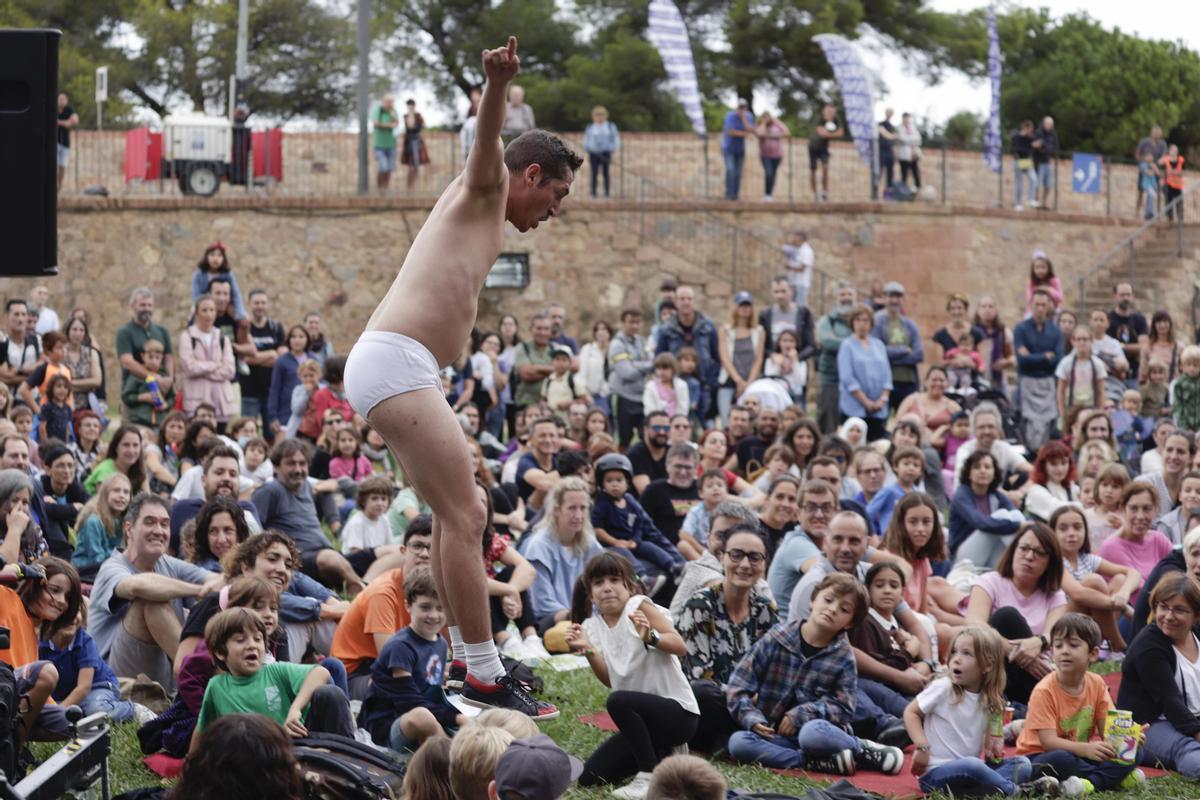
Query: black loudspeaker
[[0, 29, 60, 277]]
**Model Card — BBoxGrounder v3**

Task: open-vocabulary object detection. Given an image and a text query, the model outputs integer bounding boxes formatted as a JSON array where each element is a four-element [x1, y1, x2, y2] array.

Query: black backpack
[[292, 733, 406, 800], [0, 660, 20, 784]]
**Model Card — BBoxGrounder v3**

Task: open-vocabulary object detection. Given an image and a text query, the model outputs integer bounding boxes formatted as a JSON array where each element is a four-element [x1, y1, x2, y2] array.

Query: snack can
[[1104, 709, 1139, 765], [988, 711, 1003, 739], [1004, 705, 1014, 727]]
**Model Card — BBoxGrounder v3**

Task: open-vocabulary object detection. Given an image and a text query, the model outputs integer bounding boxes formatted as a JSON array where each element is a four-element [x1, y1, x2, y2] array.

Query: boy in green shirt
[[190, 608, 354, 753]]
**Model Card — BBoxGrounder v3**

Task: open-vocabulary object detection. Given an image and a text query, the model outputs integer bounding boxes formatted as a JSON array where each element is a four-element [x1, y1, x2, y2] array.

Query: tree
[[0, 0, 356, 125], [941, 111, 983, 148]]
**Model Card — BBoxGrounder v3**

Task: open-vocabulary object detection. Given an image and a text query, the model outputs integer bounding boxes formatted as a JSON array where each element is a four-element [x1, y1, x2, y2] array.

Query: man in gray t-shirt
[[90, 494, 222, 690]]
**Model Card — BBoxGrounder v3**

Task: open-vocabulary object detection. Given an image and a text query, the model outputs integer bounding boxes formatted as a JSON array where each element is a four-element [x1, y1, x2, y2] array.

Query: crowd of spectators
[[7, 222, 1200, 799]]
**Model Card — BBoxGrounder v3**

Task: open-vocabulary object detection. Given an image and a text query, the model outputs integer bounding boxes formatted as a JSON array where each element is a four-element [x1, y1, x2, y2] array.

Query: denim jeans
[[82, 684, 136, 723], [1029, 748, 1139, 791], [762, 157, 781, 197], [1014, 163, 1037, 206], [320, 656, 350, 698], [727, 718, 859, 769], [723, 151, 745, 200], [853, 679, 911, 732], [240, 393, 265, 427], [1143, 719, 1200, 778], [918, 756, 1031, 796]]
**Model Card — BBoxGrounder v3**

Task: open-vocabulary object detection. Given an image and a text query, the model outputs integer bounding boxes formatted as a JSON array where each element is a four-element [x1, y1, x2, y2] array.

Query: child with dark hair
[[190, 607, 352, 754], [1016, 613, 1144, 793], [171, 714, 305, 800], [40, 603, 147, 723], [564, 552, 696, 798], [361, 570, 464, 750], [38, 374, 74, 444], [725, 573, 902, 775]]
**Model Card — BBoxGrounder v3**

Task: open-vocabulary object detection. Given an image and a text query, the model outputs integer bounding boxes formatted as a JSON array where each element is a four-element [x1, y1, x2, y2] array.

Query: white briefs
[[344, 330, 443, 416]]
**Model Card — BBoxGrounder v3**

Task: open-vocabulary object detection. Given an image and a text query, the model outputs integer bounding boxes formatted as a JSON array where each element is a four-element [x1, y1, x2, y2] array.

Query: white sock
[[464, 640, 505, 683], [448, 626, 467, 662]]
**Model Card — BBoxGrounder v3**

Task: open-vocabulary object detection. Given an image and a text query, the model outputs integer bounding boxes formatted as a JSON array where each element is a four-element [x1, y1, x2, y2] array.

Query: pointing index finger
[[507, 36, 518, 56]]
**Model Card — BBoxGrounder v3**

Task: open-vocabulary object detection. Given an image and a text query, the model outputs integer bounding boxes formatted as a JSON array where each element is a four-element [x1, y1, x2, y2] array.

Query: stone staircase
[[1077, 223, 1200, 322]]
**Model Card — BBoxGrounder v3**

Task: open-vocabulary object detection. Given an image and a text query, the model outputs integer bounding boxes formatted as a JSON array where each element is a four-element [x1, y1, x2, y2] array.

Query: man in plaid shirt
[[725, 573, 904, 775]]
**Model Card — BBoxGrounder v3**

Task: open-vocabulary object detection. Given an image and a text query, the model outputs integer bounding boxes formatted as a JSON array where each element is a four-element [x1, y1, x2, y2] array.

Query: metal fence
[[63, 129, 1180, 223]]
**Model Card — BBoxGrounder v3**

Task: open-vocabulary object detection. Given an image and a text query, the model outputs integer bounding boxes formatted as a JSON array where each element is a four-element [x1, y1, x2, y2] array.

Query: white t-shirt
[[782, 242, 814, 289], [171, 464, 255, 502], [1141, 449, 1164, 476], [916, 676, 987, 766], [469, 352, 495, 393], [340, 511, 392, 554], [1173, 634, 1200, 716], [582, 595, 699, 715], [1054, 353, 1107, 408]]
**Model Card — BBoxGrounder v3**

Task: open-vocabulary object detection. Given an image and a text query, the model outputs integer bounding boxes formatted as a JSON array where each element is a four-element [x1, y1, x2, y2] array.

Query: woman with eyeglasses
[[677, 523, 777, 754], [1118, 572, 1200, 778], [961, 521, 1068, 704]]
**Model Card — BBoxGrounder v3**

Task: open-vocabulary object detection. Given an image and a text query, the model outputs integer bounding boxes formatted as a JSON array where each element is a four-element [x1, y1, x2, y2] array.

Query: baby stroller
[[946, 379, 1026, 452]]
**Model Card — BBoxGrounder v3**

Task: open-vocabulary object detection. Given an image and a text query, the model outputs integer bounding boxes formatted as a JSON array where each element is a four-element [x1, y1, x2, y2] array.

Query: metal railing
[[62, 129, 1186, 222], [1073, 183, 1200, 308]]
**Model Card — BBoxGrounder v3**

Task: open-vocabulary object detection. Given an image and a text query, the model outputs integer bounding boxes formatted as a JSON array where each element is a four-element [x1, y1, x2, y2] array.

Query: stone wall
[[67, 130, 1147, 219], [32, 196, 1142, 401]]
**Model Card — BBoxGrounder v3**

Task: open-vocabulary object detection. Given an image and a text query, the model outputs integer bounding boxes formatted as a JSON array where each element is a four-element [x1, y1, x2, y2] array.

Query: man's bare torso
[[365, 171, 509, 367]]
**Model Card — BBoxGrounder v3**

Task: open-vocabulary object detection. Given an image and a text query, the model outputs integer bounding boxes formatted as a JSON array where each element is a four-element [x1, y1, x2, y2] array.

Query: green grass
[[20, 664, 1200, 799]]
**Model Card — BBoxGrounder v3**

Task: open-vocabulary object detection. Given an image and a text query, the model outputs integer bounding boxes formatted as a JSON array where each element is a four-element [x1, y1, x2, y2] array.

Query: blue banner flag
[[646, 0, 707, 137], [983, 9, 1002, 173], [813, 34, 876, 167]]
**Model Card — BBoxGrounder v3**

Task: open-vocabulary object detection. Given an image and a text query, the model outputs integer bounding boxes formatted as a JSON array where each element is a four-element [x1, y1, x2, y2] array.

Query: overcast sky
[[313, 0, 1200, 131], [866, 0, 1200, 124]]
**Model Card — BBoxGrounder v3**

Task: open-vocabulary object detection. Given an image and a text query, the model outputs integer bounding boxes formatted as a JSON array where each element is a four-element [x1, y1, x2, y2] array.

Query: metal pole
[[619, 136, 625, 200], [940, 142, 946, 206], [1179, 202, 1185, 258], [1105, 158, 1111, 218], [703, 136, 710, 199], [1053, 158, 1059, 211], [265, 128, 271, 196], [787, 136, 793, 203], [731, 228, 738, 288], [355, 0, 370, 195], [997, 154, 1003, 208], [638, 177, 645, 243], [1129, 240, 1136, 283], [236, 0, 249, 79]]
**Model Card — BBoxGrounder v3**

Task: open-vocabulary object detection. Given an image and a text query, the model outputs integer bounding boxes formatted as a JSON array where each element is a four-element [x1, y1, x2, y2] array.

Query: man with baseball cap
[[871, 281, 924, 411], [490, 734, 583, 800]]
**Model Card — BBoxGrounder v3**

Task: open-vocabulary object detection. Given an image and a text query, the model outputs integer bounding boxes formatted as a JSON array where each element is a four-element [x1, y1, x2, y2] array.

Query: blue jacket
[[592, 493, 680, 556], [657, 312, 721, 388], [947, 485, 1019, 555], [1013, 318, 1063, 378]]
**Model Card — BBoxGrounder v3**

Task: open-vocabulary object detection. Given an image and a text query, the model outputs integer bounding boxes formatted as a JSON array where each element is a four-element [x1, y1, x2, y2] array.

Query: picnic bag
[[293, 733, 407, 800]]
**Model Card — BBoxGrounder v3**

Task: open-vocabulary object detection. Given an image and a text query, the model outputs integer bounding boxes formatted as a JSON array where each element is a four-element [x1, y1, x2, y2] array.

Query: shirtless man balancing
[[344, 36, 579, 719]]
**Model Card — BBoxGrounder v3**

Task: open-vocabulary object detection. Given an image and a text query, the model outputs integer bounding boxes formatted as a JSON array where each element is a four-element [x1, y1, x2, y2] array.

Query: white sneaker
[[132, 703, 157, 726], [1014, 204, 1025, 211], [945, 559, 978, 593], [500, 636, 529, 661], [612, 772, 653, 800], [1060, 776, 1092, 797], [1030, 199, 1040, 208], [522, 634, 552, 663]]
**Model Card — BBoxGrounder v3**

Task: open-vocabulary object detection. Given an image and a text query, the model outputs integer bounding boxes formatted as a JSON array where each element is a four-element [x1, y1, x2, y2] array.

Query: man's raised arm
[[466, 36, 520, 191]]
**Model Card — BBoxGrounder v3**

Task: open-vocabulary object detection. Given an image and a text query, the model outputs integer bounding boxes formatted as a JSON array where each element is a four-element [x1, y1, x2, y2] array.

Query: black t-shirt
[[1107, 310, 1148, 374], [239, 318, 286, 399], [626, 443, 666, 490], [809, 118, 839, 151], [799, 628, 827, 659], [57, 105, 74, 147], [932, 325, 985, 354], [638, 479, 699, 544], [760, 519, 791, 557], [735, 435, 769, 475], [879, 120, 896, 160], [490, 484, 518, 538]]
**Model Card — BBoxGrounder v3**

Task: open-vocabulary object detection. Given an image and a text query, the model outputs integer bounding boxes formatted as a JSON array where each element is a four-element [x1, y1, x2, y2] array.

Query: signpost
[[1072, 153, 1101, 194], [95, 66, 107, 131]]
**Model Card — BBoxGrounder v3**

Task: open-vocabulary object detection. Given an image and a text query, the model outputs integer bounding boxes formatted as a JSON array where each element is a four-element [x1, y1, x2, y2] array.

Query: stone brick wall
[[35, 196, 1141, 401], [66, 130, 1150, 219]]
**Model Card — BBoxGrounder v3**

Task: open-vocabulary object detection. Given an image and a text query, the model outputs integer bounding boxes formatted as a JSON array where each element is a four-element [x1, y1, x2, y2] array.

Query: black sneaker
[[854, 739, 904, 774], [460, 673, 560, 720], [804, 748, 854, 775], [446, 659, 467, 691], [875, 720, 911, 749]]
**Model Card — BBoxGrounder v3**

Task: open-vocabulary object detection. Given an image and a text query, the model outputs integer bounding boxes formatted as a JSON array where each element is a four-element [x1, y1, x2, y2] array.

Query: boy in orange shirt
[[1015, 613, 1143, 794]]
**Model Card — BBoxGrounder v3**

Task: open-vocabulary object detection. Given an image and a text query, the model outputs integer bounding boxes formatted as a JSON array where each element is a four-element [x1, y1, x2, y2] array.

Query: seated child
[[1114, 390, 1148, 471], [906, 625, 1055, 797], [340, 475, 401, 559], [848, 562, 922, 742], [726, 573, 903, 775], [937, 411, 970, 490], [120, 338, 174, 428], [676, 347, 704, 423], [945, 334, 983, 391], [1015, 613, 1144, 793], [190, 607, 353, 754], [39, 605, 145, 723], [361, 570, 465, 750], [592, 455, 686, 577], [866, 446, 924, 533], [752, 444, 795, 495], [680, 469, 729, 555], [240, 437, 273, 488], [1139, 360, 1171, 431]]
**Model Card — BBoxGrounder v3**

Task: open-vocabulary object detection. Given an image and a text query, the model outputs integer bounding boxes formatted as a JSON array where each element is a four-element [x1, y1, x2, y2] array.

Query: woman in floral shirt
[[677, 523, 777, 753]]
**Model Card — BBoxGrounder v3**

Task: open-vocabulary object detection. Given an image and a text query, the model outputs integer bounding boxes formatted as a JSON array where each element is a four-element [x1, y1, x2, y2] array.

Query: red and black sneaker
[[460, 673, 560, 720], [447, 659, 468, 691]]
